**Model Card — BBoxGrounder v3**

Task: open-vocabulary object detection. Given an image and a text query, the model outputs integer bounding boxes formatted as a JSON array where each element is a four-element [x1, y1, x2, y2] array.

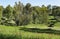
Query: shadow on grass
[[20, 27, 60, 35]]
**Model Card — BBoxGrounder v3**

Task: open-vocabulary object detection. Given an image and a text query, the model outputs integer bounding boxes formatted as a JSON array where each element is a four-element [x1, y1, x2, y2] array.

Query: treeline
[[0, 1, 60, 26]]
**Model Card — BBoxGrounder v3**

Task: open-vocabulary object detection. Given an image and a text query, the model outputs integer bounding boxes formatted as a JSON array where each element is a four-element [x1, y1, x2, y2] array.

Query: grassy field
[[0, 24, 60, 39]]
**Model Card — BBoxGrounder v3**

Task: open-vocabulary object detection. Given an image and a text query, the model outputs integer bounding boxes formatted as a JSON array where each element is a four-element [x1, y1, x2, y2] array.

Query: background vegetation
[[0, 1, 60, 26], [0, 1, 60, 39]]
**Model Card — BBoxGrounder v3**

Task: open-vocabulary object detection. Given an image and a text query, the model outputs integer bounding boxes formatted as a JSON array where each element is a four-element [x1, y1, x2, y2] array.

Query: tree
[[23, 3, 32, 24], [13, 1, 24, 26], [3, 5, 13, 19], [0, 6, 3, 24], [41, 5, 49, 24], [31, 6, 40, 24], [47, 5, 52, 15], [52, 6, 60, 21]]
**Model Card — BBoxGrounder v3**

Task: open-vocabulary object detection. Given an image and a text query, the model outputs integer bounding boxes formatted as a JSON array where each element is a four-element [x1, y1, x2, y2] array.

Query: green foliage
[[3, 5, 13, 19], [13, 1, 24, 26], [0, 1, 60, 26], [31, 5, 49, 24], [0, 6, 3, 24], [1, 17, 16, 26]]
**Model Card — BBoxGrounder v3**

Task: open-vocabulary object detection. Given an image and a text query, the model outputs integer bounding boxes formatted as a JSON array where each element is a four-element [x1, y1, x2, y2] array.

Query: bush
[[1, 17, 16, 26]]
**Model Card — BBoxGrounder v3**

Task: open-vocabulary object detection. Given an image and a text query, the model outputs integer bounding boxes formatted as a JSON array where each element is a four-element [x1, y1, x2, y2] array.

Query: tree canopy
[[0, 1, 60, 26]]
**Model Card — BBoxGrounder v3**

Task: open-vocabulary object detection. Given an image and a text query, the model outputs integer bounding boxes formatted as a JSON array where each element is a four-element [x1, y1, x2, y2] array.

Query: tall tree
[[13, 1, 24, 26], [3, 5, 13, 19], [47, 5, 52, 15], [23, 3, 32, 24], [41, 5, 49, 24], [0, 6, 3, 24]]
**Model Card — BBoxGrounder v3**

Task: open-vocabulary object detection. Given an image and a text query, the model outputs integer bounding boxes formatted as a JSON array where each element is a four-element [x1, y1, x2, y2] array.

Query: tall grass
[[0, 24, 60, 39]]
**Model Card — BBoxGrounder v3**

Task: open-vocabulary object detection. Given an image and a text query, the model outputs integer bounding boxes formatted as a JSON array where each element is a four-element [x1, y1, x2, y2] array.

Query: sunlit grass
[[0, 24, 60, 39]]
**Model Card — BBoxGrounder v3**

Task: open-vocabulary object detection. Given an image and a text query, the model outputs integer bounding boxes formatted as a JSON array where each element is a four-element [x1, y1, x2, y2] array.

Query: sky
[[0, 0, 60, 7]]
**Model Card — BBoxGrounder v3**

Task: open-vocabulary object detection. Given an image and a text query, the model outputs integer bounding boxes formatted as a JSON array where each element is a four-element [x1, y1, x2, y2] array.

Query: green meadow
[[0, 23, 60, 39]]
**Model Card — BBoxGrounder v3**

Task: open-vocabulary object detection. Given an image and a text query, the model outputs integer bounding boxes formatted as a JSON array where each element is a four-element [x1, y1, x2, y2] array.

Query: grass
[[0, 24, 60, 39]]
